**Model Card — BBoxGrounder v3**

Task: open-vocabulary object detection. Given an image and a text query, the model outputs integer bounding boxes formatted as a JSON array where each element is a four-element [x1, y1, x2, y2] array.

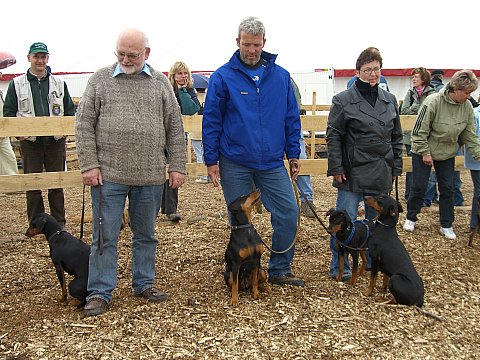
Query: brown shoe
[[84, 298, 108, 317], [135, 287, 168, 303]]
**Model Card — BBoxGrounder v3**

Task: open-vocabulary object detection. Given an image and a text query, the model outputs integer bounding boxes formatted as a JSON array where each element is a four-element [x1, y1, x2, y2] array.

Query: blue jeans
[[87, 181, 163, 303], [192, 139, 204, 164], [469, 170, 480, 230], [219, 155, 298, 277], [329, 188, 377, 277], [295, 135, 313, 202], [423, 172, 438, 206], [454, 171, 464, 206], [407, 154, 455, 228]]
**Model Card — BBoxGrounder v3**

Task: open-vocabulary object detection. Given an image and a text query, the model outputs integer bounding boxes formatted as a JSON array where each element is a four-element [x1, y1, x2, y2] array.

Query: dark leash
[[294, 179, 369, 252], [232, 223, 297, 254], [80, 184, 104, 255]]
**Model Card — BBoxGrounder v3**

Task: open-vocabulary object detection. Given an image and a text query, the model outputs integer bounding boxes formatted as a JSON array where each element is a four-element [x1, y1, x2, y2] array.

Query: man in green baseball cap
[[28, 42, 49, 54], [3, 41, 75, 229]]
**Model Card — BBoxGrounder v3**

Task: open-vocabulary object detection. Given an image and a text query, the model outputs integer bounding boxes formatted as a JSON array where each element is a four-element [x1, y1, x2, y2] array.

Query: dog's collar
[[344, 219, 370, 246], [374, 219, 395, 228], [47, 230, 67, 242], [231, 224, 252, 231]]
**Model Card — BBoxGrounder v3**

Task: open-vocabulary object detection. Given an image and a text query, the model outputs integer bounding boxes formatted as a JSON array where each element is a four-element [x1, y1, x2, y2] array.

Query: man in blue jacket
[[202, 16, 304, 286]]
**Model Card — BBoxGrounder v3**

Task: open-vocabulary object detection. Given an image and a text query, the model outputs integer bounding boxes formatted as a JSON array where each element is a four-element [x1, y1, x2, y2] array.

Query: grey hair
[[448, 69, 478, 93], [238, 16, 265, 37]]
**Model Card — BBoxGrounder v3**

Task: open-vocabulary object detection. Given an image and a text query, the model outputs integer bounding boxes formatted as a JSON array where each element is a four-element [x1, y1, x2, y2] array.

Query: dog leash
[[98, 185, 104, 256], [80, 184, 86, 240], [294, 179, 369, 252], [232, 224, 298, 254]]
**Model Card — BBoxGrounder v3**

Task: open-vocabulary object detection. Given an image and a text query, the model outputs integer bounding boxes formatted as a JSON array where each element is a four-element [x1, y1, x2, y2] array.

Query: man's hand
[[82, 168, 103, 186], [289, 158, 300, 181], [169, 171, 186, 189], [334, 173, 346, 183], [207, 164, 221, 187]]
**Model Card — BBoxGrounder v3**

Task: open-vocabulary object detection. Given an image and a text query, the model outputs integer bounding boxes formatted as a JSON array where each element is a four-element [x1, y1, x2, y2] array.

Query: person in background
[[202, 16, 304, 287], [0, 70, 18, 176], [163, 61, 201, 222], [464, 103, 480, 236], [189, 86, 210, 184], [422, 69, 465, 207], [400, 67, 436, 205], [404, 70, 480, 240], [291, 77, 316, 218], [430, 69, 445, 91], [326, 47, 403, 281], [75, 28, 187, 316], [3, 42, 75, 227]]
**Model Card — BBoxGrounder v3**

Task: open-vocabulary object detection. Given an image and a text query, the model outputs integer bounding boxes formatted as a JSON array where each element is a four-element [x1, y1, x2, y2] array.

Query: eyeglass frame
[[359, 67, 381, 75], [114, 48, 145, 61]]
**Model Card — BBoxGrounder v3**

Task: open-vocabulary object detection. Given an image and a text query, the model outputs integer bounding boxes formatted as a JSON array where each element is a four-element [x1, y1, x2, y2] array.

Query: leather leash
[[293, 179, 369, 252]]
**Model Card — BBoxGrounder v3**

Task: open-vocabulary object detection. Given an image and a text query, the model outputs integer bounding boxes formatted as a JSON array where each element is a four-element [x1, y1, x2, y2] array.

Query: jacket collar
[[26, 69, 48, 81], [229, 50, 277, 70], [349, 83, 389, 120]]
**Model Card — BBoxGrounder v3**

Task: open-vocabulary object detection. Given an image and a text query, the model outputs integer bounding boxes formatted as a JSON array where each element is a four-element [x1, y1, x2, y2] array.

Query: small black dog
[[25, 213, 90, 308], [365, 195, 424, 307], [326, 209, 373, 285], [224, 190, 266, 306]]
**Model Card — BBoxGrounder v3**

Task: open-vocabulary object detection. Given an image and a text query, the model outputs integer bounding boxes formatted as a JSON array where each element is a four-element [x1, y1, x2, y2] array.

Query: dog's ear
[[326, 208, 335, 217], [32, 213, 48, 231], [388, 204, 398, 218], [228, 197, 242, 212]]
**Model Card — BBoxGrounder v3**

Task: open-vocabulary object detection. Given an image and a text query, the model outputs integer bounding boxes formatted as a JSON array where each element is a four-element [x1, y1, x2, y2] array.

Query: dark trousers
[[161, 181, 178, 214], [407, 153, 454, 228], [20, 138, 66, 226]]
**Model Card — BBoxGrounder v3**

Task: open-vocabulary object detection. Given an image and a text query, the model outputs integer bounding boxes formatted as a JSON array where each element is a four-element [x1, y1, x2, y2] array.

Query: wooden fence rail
[[0, 115, 465, 192]]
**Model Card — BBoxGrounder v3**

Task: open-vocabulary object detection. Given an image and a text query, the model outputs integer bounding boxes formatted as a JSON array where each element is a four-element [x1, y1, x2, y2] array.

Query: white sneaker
[[195, 176, 209, 184], [403, 219, 416, 232], [440, 227, 456, 240]]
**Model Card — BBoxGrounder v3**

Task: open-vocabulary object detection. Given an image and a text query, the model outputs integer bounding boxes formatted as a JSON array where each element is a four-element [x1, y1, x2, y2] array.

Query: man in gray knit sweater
[[76, 29, 187, 317]]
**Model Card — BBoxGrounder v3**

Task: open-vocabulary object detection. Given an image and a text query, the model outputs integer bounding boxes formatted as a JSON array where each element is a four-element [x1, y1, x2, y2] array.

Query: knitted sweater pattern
[[75, 64, 186, 186]]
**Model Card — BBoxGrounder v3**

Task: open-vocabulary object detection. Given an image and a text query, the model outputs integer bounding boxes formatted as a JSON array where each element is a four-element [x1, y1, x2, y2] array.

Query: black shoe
[[135, 287, 168, 303], [84, 298, 108, 317], [165, 213, 181, 222], [268, 274, 305, 287]]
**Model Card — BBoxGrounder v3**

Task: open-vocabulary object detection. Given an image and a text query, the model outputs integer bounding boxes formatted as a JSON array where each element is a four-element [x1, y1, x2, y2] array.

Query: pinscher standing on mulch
[[224, 190, 267, 306], [25, 213, 90, 308], [326, 209, 373, 285]]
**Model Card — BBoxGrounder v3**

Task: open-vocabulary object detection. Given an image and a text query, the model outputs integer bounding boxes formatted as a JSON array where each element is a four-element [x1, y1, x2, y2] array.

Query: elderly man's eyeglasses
[[360, 67, 381, 74], [114, 50, 144, 60]]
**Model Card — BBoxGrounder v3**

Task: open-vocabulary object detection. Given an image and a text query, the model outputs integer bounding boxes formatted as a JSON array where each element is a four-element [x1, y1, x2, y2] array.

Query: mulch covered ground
[[1, 173, 479, 359]]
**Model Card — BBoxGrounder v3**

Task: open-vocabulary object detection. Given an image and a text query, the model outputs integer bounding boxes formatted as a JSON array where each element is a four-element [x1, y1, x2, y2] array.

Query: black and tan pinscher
[[365, 195, 424, 307], [326, 209, 373, 285], [25, 213, 90, 308], [224, 190, 267, 306], [468, 195, 480, 247]]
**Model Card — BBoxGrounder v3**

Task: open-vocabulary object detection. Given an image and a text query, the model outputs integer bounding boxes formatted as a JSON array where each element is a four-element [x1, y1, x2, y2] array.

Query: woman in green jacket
[[404, 70, 480, 240], [401, 67, 436, 204]]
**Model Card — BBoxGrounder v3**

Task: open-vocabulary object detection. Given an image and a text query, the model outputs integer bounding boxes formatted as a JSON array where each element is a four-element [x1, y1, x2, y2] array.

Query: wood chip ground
[[1, 173, 479, 359]]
